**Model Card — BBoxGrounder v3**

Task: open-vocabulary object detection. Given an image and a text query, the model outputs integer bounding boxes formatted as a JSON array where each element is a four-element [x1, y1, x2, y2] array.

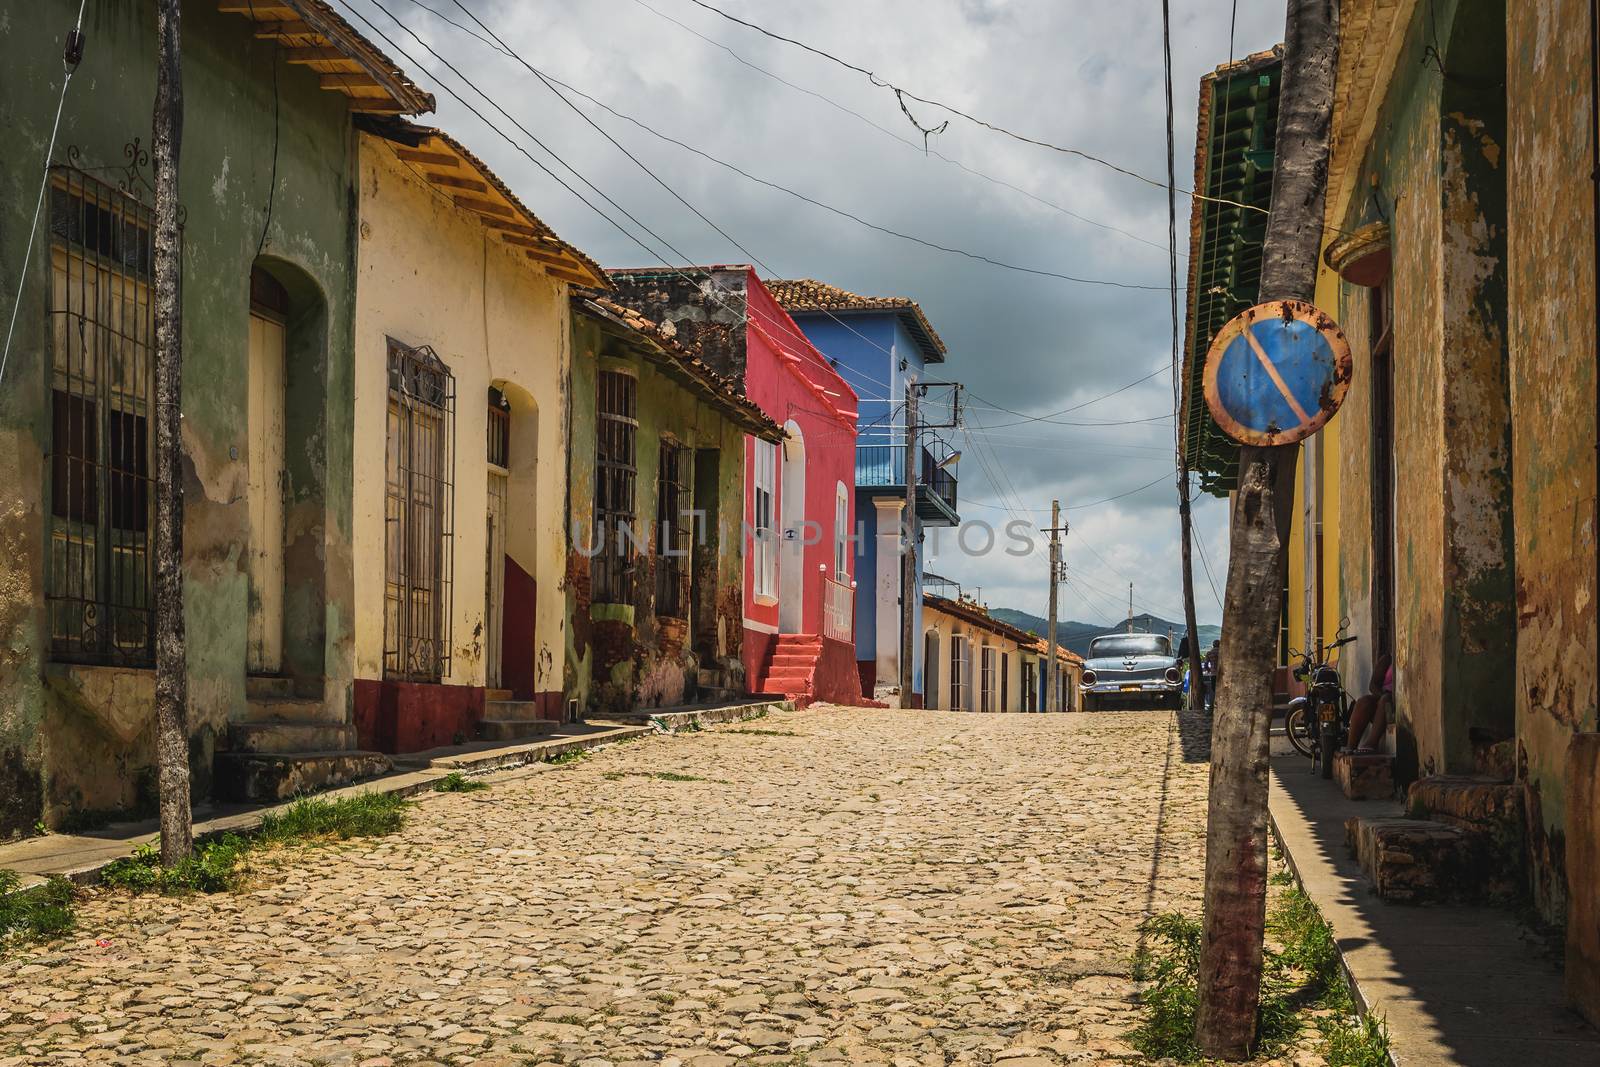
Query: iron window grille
[[45, 164, 158, 666], [655, 440, 690, 618], [949, 636, 967, 710], [593, 370, 637, 604], [980, 645, 996, 712], [384, 340, 456, 682]]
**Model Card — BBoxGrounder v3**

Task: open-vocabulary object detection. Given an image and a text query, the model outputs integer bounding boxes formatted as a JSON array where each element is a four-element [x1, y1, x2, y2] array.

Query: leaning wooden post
[[1194, 0, 1338, 1057], [152, 0, 192, 865]]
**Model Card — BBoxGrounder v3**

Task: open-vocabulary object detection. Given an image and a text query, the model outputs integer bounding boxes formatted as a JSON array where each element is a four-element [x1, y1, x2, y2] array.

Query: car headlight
[[1165, 666, 1181, 684], [1081, 669, 1097, 687]]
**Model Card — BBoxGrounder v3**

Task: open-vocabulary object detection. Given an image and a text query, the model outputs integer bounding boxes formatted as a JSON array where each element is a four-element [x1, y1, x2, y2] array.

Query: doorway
[[1370, 283, 1395, 664], [924, 630, 940, 709], [246, 270, 287, 674], [779, 421, 806, 633]]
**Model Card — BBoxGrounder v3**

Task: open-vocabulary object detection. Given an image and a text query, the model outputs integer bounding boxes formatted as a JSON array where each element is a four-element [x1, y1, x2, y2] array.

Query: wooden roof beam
[[219, 0, 298, 15], [427, 174, 488, 193], [394, 148, 459, 168], [252, 19, 315, 38], [282, 46, 359, 64], [453, 195, 517, 219], [321, 73, 390, 95]]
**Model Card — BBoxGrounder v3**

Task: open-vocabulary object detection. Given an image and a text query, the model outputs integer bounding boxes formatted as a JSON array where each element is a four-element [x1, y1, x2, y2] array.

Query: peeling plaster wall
[[1507, 0, 1599, 921], [351, 139, 570, 705], [0, 1, 359, 832], [1334, 0, 1516, 784], [565, 312, 748, 714]]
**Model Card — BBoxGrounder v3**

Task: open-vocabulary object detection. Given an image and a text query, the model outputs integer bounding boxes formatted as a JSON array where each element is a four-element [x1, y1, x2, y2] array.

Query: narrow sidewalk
[[1270, 752, 1600, 1066]]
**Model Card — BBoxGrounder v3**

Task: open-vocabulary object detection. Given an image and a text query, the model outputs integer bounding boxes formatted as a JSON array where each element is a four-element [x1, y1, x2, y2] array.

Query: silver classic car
[[1079, 633, 1184, 710]]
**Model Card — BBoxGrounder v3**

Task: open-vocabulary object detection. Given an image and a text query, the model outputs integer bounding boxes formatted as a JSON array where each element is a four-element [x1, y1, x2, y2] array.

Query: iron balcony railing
[[855, 445, 958, 512]]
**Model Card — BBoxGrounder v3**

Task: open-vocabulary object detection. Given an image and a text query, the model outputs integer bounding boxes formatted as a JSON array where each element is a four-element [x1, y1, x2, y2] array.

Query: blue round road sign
[[1203, 299, 1351, 446]]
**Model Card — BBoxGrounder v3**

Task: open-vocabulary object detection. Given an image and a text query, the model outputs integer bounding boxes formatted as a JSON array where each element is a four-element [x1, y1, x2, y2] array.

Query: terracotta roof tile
[[765, 278, 947, 360]]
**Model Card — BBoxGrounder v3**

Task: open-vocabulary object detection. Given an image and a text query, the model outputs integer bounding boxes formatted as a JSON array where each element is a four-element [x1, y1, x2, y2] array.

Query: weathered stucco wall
[[1335, 0, 1516, 783], [565, 311, 747, 714], [0, 1, 360, 832], [1506, 0, 1599, 920], [351, 137, 569, 704]]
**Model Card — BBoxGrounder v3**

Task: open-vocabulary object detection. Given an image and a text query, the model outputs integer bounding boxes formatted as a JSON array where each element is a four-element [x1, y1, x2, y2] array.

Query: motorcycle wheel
[[1319, 721, 1340, 778], [1284, 707, 1314, 759]]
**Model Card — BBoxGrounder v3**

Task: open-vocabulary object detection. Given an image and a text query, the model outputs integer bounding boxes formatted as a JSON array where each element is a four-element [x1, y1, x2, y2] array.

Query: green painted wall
[[566, 311, 748, 714], [0, 0, 362, 832]]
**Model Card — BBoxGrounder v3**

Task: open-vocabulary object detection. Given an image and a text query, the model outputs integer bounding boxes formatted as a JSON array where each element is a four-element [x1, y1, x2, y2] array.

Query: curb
[[1267, 801, 1402, 1067]]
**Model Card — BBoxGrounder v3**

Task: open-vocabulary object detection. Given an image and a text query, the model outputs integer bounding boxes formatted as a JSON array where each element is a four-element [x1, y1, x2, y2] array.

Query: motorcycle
[[1283, 624, 1357, 777]]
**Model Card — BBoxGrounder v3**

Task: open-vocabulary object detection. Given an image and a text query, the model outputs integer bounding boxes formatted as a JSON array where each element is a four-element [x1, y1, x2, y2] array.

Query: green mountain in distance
[[987, 608, 1222, 657]]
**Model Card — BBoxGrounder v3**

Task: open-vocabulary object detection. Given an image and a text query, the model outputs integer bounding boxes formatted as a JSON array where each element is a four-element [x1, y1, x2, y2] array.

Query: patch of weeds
[[1128, 881, 1381, 1063], [256, 792, 409, 844], [101, 835, 249, 895], [728, 728, 798, 737], [1127, 912, 1202, 1061], [550, 749, 590, 765], [433, 771, 488, 793], [103, 792, 408, 897], [1322, 1010, 1391, 1067], [651, 991, 679, 1005], [678, 720, 703, 733], [0, 869, 76, 947], [548, 1014, 588, 1026]]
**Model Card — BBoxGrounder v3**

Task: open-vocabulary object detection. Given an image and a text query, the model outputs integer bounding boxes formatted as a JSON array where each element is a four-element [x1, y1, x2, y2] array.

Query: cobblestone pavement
[[2, 705, 1217, 1067]]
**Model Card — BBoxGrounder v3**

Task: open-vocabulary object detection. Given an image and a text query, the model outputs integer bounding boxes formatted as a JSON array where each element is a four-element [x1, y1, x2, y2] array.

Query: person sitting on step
[[1344, 654, 1393, 754]]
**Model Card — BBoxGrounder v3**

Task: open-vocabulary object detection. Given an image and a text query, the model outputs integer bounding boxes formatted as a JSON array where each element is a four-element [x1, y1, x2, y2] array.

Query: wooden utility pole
[[1127, 583, 1134, 633], [1178, 477, 1206, 710], [1045, 499, 1061, 712], [900, 382, 918, 702], [1195, 0, 1338, 1057], [152, 0, 192, 865]]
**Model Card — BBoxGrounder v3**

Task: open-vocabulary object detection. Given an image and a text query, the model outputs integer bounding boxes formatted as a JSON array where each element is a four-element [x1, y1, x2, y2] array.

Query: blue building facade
[[767, 281, 959, 705]]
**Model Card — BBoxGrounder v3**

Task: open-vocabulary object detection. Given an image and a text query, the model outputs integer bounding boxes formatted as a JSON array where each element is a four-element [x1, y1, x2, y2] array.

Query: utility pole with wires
[[1043, 501, 1067, 712], [1127, 583, 1135, 634], [1195, 0, 1339, 1057], [152, 0, 193, 865]]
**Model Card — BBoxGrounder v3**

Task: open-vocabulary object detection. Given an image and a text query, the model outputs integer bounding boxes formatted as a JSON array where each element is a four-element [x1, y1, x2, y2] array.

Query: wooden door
[[246, 312, 286, 673]]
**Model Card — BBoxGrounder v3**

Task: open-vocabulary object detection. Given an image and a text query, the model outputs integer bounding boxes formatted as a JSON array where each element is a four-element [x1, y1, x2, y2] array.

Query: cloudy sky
[[339, 0, 1290, 627]]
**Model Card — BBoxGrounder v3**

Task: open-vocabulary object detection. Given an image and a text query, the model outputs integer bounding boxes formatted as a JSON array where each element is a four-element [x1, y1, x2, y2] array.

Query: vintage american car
[[1079, 632, 1185, 710]]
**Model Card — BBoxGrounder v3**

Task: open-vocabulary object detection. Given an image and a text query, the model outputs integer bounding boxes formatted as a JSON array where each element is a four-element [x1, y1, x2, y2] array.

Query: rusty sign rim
[[1202, 298, 1353, 447]]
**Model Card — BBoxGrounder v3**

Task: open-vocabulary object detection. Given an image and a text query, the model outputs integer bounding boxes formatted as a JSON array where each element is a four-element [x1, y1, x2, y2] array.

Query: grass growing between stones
[[727, 728, 799, 737], [101, 792, 411, 896], [0, 869, 75, 949], [1129, 874, 1391, 1064], [550, 749, 591, 765], [433, 771, 489, 793], [603, 770, 729, 784]]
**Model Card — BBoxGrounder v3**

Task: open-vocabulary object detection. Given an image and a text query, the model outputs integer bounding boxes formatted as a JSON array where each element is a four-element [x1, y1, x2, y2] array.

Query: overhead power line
[[675, 0, 1269, 217], [629, 0, 1179, 258]]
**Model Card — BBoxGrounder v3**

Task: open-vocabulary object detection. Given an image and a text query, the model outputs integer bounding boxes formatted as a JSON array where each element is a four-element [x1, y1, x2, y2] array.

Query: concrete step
[[477, 718, 559, 742], [1406, 774, 1525, 878], [484, 688, 514, 702], [770, 651, 821, 666], [1346, 813, 1523, 905], [244, 696, 344, 725], [485, 699, 551, 722], [1334, 751, 1395, 800], [230, 721, 359, 755], [245, 674, 294, 699], [775, 636, 822, 649], [215, 750, 392, 803], [1346, 816, 1472, 903]]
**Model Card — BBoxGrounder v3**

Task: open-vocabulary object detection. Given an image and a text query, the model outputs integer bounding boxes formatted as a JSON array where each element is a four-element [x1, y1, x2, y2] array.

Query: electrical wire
[[674, 0, 1270, 217], [628, 0, 1180, 258], [339, 0, 876, 418], [0, 0, 89, 391], [966, 365, 1172, 428]]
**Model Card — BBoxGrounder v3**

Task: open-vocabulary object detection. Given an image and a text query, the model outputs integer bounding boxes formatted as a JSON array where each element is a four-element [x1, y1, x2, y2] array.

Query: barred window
[[593, 370, 637, 604], [655, 440, 690, 618], [980, 645, 996, 712], [487, 387, 510, 469], [45, 169, 156, 665], [384, 340, 455, 682]]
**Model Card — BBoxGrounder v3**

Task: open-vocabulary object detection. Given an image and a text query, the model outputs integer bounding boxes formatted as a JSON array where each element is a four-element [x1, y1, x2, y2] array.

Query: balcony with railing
[[854, 439, 960, 526]]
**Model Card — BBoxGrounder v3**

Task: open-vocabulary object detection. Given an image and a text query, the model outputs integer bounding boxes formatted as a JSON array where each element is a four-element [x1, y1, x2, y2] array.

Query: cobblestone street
[[2, 706, 1212, 1066]]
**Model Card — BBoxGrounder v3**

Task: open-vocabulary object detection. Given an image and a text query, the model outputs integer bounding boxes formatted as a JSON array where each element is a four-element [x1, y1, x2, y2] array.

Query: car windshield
[[1089, 635, 1171, 658]]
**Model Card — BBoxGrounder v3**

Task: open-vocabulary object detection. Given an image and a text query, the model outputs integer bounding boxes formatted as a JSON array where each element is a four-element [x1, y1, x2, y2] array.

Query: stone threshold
[[1269, 753, 1600, 1067], [0, 720, 652, 892]]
